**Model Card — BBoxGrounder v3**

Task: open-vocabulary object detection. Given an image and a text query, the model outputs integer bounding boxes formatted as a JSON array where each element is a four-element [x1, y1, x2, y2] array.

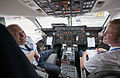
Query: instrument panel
[[43, 26, 102, 46], [54, 26, 85, 31]]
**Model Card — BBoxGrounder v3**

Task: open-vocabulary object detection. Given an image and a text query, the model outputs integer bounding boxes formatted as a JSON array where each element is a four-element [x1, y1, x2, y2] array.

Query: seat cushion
[[46, 53, 57, 64]]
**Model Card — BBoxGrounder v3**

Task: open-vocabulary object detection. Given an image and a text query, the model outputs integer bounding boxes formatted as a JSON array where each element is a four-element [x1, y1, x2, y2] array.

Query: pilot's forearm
[[34, 51, 40, 62], [96, 48, 107, 52], [80, 52, 87, 69], [26, 51, 35, 63]]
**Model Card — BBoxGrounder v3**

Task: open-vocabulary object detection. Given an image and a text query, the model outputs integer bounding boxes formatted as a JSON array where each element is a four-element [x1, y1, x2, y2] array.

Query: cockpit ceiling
[[34, 0, 96, 17]]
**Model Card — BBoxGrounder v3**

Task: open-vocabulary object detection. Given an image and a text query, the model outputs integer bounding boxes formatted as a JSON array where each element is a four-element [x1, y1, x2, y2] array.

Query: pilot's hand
[[96, 48, 107, 52], [34, 52, 40, 62], [82, 51, 88, 56], [26, 50, 35, 63]]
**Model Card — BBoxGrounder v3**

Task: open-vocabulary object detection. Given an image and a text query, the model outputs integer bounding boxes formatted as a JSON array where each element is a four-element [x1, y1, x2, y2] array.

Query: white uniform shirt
[[20, 37, 38, 66], [84, 47, 120, 73]]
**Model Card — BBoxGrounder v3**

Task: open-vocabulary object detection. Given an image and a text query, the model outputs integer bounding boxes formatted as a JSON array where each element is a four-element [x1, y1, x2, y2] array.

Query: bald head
[[7, 24, 26, 45]]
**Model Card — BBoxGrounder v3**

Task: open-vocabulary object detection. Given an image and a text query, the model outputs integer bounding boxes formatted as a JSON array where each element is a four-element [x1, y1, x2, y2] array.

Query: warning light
[[60, 2, 63, 5], [97, 11, 104, 16]]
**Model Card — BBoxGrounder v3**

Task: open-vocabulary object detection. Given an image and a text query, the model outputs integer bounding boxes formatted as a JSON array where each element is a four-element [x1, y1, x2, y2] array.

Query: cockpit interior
[[1, 0, 120, 78]]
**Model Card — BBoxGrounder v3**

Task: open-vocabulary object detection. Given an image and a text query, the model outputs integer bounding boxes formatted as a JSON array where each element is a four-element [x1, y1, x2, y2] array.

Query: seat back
[[87, 67, 120, 78], [0, 23, 39, 78]]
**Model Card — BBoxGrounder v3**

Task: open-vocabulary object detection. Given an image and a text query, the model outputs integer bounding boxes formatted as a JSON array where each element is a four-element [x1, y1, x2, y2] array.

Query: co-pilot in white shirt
[[84, 47, 120, 73]]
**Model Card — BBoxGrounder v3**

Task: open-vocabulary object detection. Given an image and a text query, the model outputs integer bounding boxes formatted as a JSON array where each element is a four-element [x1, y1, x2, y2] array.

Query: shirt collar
[[109, 46, 120, 52]]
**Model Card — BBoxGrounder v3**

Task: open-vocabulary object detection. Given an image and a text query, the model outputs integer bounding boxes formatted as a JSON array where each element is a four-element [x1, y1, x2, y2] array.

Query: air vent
[[96, 1, 105, 8]]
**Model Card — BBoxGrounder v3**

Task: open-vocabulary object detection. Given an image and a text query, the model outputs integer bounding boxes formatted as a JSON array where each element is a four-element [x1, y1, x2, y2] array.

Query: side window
[[112, 12, 120, 19], [5, 16, 43, 43]]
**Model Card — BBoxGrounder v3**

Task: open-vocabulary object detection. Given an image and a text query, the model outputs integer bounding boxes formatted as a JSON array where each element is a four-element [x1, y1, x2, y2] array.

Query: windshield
[[36, 16, 68, 28], [36, 11, 110, 28], [72, 11, 110, 27]]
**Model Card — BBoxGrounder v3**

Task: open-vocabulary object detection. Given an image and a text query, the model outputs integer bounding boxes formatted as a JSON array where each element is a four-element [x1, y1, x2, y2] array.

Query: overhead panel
[[34, 0, 96, 17]]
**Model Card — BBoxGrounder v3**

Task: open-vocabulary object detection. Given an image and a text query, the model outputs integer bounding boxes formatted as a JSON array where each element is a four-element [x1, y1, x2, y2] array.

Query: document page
[[46, 37, 53, 45], [87, 37, 95, 47]]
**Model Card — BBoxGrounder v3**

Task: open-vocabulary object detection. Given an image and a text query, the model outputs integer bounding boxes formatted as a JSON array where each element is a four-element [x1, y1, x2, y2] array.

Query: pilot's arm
[[26, 51, 40, 63], [82, 53, 104, 73], [34, 51, 40, 62], [26, 51, 35, 63], [80, 51, 88, 69], [96, 48, 107, 52]]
